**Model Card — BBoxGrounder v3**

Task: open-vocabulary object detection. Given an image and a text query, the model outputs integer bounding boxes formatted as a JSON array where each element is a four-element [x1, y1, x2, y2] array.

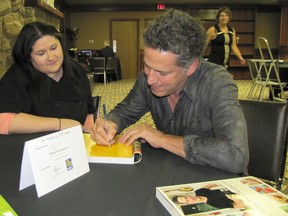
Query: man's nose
[[146, 69, 157, 85]]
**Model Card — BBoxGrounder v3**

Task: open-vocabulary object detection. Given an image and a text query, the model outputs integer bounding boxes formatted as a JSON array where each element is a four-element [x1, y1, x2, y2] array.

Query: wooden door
[[110, 19, 139, 79], [279, 6, 288, 60]]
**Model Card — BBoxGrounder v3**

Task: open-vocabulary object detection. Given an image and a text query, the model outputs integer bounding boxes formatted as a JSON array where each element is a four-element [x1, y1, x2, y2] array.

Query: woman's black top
[[0, 60, 95, 125]]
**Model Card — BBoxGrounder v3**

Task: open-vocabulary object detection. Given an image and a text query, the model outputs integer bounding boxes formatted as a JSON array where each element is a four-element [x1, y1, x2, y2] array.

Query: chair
[[88, 57, 107, 85], [240, 99, 288, 190], [247, 37, 286, 102], [105, 57, 119, 81], [247, 59, 263, 100]]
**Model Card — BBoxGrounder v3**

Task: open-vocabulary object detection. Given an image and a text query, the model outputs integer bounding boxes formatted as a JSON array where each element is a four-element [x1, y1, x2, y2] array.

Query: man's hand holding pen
[[90, 104, 117, 146]]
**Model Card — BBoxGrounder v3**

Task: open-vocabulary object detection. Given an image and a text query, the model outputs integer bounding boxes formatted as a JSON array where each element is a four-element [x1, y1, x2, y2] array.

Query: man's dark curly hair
[[143, 9, 206, 69]]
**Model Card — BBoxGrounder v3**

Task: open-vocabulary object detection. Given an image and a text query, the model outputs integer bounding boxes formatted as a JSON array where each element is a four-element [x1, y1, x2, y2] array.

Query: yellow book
[[0, 194, 18, 216], [83, 134, 142, 164]]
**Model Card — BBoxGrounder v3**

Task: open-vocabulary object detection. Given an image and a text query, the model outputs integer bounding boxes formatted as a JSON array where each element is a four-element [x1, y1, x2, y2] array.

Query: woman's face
[[30, 35, 64, 78], [218, 11, 230, 24]]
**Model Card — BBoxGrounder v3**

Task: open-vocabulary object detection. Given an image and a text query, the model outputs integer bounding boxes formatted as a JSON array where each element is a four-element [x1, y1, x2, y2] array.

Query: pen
[[102, 103, 110, 147], [103, 103, 108, 131]]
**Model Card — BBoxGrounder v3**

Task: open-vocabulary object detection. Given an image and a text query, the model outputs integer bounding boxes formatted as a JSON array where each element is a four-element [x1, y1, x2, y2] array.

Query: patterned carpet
[[91, 78, 288, 195]]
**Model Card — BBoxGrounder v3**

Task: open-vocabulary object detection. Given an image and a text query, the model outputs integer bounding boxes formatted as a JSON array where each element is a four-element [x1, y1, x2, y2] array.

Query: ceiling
[[63, 0, 283, 5]]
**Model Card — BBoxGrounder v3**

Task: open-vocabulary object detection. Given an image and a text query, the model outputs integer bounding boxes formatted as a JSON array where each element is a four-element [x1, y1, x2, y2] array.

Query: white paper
[[19, 144, 35, 190], [19, 125, 90, 197], [113, 40, 117, 53]]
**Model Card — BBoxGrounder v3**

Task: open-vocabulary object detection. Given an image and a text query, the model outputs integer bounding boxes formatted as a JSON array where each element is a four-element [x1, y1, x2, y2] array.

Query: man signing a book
[[90, 9, 249, 174]]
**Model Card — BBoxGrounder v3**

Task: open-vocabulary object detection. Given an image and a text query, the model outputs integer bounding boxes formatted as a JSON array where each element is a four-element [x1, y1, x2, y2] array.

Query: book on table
[[0, 194, 18, 216], [156, 176, 288, 216], [83, 133, 142, 164]]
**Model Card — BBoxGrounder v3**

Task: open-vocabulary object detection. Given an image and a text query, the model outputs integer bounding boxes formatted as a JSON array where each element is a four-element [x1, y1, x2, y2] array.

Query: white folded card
[[19, 125, 90, 197]]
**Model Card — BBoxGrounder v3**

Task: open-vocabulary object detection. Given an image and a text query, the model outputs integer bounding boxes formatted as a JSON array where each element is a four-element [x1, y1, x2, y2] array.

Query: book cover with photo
[[156, 176, 288, 216]]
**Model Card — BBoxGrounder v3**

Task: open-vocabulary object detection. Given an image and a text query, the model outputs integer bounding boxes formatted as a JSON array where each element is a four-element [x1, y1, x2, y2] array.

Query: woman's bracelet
[[58, 118, 61, 131]]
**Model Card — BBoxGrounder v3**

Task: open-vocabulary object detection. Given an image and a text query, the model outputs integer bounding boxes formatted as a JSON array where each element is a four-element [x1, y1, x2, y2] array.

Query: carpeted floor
[[91, 78, 288, 195]]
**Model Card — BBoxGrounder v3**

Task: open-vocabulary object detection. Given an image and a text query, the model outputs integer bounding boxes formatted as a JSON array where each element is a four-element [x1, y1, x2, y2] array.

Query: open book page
[[156, 176, 288, 216], [83, 134, 142, 164]]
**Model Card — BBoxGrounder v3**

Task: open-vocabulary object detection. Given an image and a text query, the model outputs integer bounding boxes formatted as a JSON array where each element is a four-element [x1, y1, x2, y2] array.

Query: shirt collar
[[182, 58, 206, 101]]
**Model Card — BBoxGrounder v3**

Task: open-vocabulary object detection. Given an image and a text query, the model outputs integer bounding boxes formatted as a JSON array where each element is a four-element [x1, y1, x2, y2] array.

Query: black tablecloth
[[0, 133, 236, 216]]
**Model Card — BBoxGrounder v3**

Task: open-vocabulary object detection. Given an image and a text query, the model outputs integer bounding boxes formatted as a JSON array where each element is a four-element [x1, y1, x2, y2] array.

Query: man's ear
[[186, 58, 199, 76]]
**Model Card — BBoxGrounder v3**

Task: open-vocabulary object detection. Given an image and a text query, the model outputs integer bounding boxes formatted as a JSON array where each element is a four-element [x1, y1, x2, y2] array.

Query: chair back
[[88, 57, 105, 72], [240, 99, 288, 190], [88, 57, 107, 85], [105, 57, 119, 81], [106, 57, 118, 71]]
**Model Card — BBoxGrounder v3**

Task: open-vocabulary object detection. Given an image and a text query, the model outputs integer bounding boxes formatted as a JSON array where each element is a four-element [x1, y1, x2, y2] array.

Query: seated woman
[[0, 22, 95, 134]]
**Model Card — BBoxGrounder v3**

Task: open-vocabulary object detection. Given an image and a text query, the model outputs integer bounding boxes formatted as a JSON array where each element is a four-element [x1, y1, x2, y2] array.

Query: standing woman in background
[[206, 6, 246, 68], [0, 22, 95, 135]]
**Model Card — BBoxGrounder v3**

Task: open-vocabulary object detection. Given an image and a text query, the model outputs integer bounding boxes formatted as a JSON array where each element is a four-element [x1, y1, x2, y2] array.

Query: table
[[0, 133, 237, 216]]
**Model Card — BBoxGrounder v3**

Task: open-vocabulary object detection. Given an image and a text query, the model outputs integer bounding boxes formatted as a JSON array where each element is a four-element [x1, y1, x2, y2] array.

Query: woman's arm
[[8, 113, 82, 134], [231, 28, 246, 64], [206, 26, 216, 47], [83, 114, 94, 133], [0, 113, 16, 134]]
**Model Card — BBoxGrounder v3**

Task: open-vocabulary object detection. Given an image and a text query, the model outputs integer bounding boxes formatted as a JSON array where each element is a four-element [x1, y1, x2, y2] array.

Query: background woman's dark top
[[208, 24, 234, 67]]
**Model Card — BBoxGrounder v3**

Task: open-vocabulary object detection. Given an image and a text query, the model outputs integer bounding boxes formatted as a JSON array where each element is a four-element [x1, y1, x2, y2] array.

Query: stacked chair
[[247, 37, 287, 102]]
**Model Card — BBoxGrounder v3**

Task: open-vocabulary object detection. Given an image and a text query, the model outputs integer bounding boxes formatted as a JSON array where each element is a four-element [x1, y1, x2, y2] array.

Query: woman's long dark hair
[[12, 21, 79, 99]]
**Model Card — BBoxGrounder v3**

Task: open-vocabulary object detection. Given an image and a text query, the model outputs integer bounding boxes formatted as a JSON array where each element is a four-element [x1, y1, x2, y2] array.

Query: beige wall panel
[[69, 11, 163, 50], [255, 12, 281, 48]]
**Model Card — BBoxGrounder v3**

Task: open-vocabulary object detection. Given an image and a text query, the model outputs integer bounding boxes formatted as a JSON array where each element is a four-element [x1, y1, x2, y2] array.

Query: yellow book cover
[[83, 134, 142, 164], [0, 194, 18, 216]]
